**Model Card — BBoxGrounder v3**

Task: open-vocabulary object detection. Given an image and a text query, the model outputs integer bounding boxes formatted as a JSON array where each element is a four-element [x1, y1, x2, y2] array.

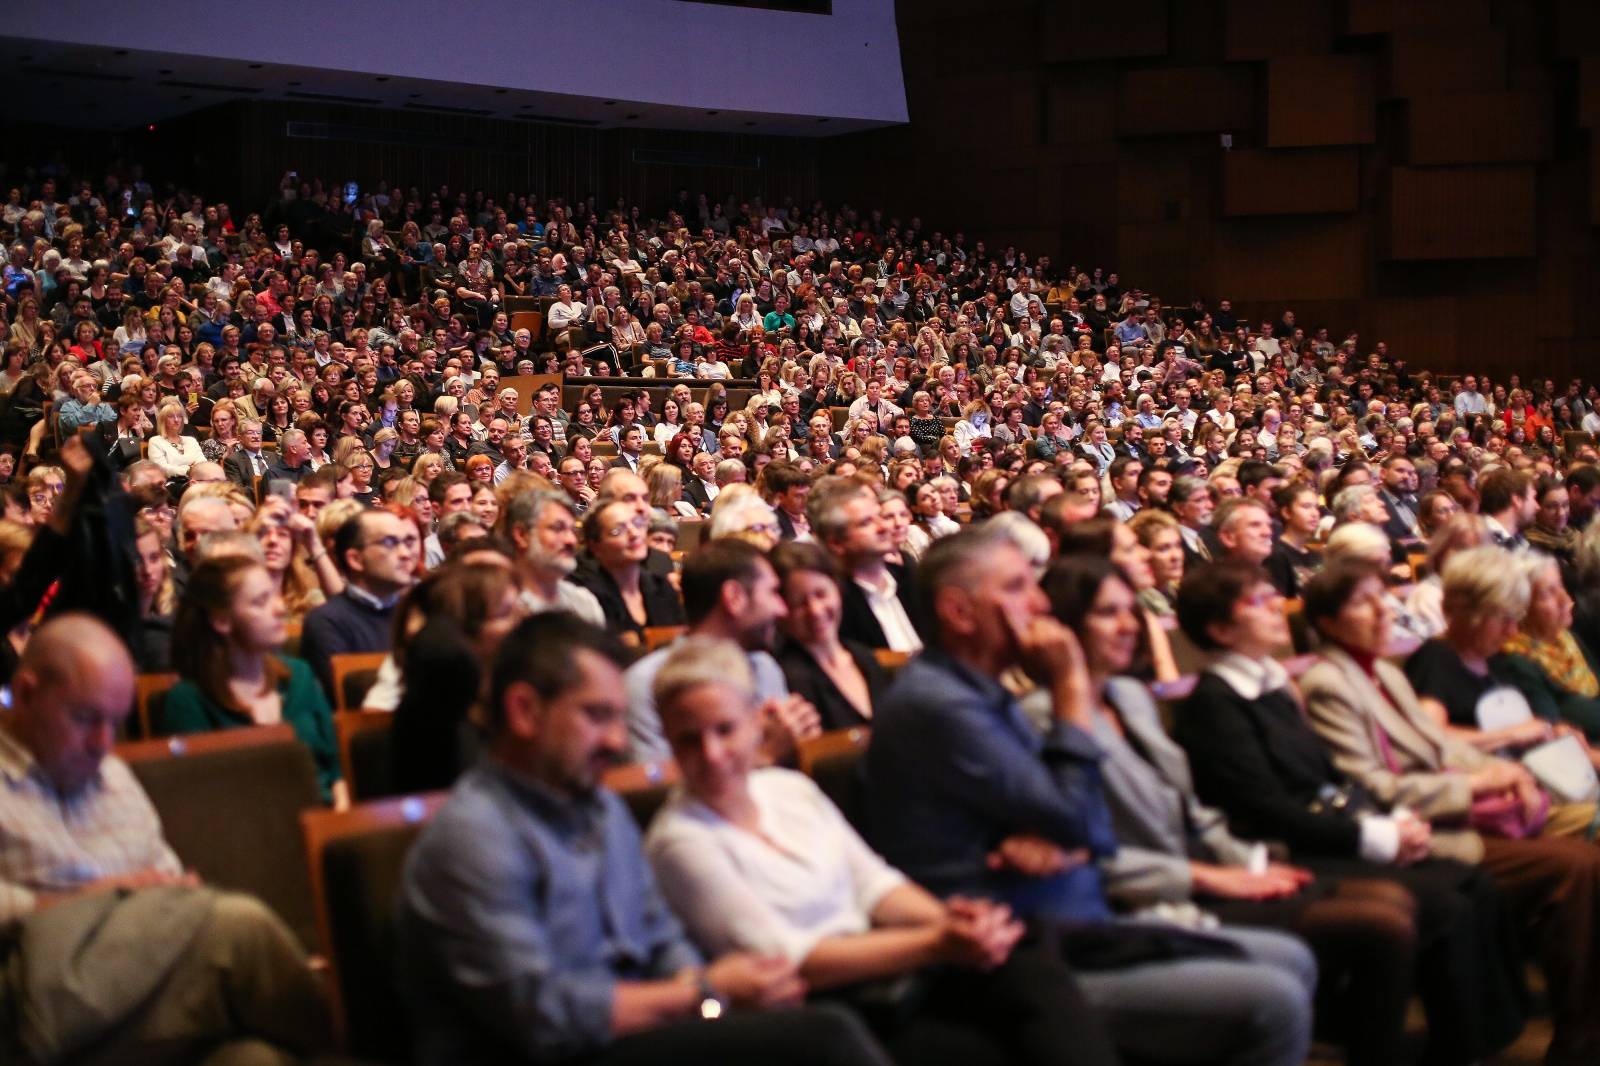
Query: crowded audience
[[6, 162, 1600, 1064]]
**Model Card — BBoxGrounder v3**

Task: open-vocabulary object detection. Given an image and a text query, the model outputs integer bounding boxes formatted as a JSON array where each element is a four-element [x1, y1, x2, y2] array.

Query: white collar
[[1206, 651, 1290, 701]]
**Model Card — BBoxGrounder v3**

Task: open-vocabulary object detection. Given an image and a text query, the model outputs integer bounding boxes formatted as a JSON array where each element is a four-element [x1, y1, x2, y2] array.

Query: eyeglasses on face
[[364, 534, 420, 551]]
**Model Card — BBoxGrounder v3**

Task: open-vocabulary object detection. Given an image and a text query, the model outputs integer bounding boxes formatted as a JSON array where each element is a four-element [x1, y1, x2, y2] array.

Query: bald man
[[0, 614, 331, 1065]]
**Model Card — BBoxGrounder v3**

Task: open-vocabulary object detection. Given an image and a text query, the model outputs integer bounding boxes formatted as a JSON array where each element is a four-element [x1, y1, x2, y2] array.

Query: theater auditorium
[[2, 1, 1600, 1063]]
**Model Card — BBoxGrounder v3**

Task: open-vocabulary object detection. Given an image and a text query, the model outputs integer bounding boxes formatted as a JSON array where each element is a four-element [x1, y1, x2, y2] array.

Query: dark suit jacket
[[776, 637, 887, 731], [609, 453, 643, 474], [684, 477, 715, 515], [838, 561, 918, 650], [223, 449, 268, 492], [1174, 672, 1363, 858]]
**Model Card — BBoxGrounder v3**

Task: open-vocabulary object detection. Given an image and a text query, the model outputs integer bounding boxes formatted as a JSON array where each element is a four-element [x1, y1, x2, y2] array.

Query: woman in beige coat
[[1298, 558, 1600, 1066]]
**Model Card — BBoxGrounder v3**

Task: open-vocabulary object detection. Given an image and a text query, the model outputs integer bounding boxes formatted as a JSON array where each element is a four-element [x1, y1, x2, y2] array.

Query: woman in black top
[[1404, 544, 1560, 754], [1172, 560, 1526, 1065], [769, 542, 887, 731], [1264, 482, 1321, 599], [572, 499, 685, 649], [390, 562, 521, 794]]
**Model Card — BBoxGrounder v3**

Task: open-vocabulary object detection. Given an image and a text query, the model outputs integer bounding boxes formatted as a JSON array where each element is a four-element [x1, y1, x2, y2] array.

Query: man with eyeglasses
[[556, 455, 596, 513], [300, 508, 419, 699]]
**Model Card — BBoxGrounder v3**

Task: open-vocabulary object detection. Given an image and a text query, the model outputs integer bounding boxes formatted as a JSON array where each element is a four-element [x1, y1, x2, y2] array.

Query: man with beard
[[503, 490, 603, 625], [622, 538, 819, 763]]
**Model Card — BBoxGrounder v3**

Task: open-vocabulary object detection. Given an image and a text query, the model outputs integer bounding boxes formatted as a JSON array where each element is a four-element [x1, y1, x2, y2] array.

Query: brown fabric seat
[[121, 728, 322, 951]]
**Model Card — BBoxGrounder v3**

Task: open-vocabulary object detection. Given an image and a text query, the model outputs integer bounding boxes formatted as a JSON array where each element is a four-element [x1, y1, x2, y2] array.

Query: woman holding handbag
[[1297, 558, 1600, 1066]]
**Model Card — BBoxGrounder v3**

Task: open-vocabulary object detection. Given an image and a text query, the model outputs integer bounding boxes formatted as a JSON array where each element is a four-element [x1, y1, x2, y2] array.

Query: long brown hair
[[171, 555, 288, 713]]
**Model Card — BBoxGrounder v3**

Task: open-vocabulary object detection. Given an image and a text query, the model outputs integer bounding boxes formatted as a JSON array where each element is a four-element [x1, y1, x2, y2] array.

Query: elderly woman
[[1172, 561, 1526, 1065], [1491, 552, 1600, 740], [1404, 546, 1573, 753], [1048, 555, 1507, 1066], [643, 636, 1119, 1066], [1296, 558, 1600, 1066]]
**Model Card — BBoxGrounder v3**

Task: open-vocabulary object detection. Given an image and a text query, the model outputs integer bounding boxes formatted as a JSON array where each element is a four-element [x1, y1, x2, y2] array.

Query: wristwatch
[[693, 969, 725, 1021]]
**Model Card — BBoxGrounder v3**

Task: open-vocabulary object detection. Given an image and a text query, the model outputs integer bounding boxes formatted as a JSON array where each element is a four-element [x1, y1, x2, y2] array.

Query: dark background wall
[[821, 0, 1600, 384], [137, 101, 821, 221]]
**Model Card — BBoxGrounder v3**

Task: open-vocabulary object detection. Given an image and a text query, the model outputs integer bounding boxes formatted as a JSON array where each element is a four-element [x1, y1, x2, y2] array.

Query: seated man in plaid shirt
[[0, 614, 331, 1066]]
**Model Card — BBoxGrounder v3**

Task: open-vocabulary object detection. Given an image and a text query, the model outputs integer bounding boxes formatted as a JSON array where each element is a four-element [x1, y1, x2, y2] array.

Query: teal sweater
[[160, 656, 341, 801]]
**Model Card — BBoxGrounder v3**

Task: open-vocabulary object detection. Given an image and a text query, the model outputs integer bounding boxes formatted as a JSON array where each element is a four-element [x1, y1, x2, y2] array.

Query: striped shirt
[[0, 727, 180, 922]]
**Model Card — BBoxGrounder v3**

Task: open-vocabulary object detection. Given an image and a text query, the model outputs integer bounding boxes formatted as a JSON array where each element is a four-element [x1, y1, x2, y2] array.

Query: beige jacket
[[1300, 645, 1499, 863]]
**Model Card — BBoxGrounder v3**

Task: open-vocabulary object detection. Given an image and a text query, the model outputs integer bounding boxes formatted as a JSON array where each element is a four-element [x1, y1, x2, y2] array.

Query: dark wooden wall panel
[[1386, 165, 1536, 260], [1118, 67, 1254, 137], [1386, 29, 1508, 97], [1224, 0, 1333, 60], [1406, 91, 1551, 164], [1222, 149, 1360, 215], [819, 0, 1600, 390], [1211, 216, 1366, 301], [1266, 56, 1376, 146], [1040, 1, 1168, 62], [1348, 0, 1491, 35]]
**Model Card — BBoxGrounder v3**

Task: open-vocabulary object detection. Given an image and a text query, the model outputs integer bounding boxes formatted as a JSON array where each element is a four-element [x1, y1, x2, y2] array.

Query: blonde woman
[[248, 494, 340, 621], [148, 399, 206, 478]]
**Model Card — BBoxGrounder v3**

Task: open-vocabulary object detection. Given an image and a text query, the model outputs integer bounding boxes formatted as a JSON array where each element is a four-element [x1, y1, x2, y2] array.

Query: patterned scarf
[[1503, 630, 1600, 698]]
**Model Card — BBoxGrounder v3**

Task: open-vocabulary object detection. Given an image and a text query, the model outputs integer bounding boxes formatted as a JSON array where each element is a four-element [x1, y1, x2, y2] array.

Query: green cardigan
[[160, 656, 341, 801], [1494, 641, 1600, 741]]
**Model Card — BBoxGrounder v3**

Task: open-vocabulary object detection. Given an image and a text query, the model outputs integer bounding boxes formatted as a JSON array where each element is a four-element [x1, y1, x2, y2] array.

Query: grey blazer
[[1300, 645, 1491, 863], [1092, 677, 1257, 906]]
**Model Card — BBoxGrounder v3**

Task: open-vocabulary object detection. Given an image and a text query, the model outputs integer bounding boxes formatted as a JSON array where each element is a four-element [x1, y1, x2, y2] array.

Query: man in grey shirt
[[395, 613, 888, 1066]]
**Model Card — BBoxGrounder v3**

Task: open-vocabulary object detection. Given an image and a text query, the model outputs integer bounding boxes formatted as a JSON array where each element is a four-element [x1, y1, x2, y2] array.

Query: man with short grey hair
[[265, 428, 313, 485], [504, 490, 604, 625]]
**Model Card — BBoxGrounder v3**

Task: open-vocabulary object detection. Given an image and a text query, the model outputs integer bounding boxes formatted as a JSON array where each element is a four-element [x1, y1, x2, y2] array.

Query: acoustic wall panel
[[1347, 0, 1490, 35], [1386, 165, 1536, 260], [1211, 217, 1367, 301], [1118, 66, 1254, 137], [1386, 29, 1508, 97], [1222, 149, 1360, 215], [1040, 1, 1168, 63], [1224, 0, 1333, 61], [1267, 56, 1376, 146], [1407, 91, 1552, 164]]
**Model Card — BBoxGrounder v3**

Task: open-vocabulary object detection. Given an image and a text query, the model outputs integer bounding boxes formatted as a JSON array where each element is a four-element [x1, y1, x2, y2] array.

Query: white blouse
[[645, 768, 906, 964]]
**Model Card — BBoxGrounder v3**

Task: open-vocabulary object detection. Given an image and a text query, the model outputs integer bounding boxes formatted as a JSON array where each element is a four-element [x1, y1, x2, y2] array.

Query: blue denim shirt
[[864, 650, 1119, 925], [397, 758, 701, 1065]]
